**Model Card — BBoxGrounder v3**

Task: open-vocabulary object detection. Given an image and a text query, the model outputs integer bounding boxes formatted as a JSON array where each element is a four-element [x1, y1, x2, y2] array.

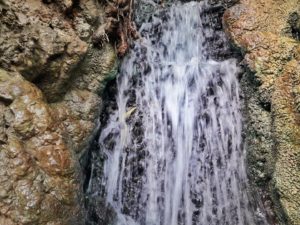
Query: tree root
[[93, 0, 139, 57]]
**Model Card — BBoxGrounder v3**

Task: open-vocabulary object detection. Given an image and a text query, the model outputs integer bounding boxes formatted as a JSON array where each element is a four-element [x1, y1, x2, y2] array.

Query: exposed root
[[93, 0, 139, 57]]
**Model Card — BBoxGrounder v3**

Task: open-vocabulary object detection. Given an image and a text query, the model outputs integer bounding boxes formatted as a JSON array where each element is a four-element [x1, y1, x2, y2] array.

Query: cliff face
[[0, 0, 117, 224], [224, 0, 300, 224]]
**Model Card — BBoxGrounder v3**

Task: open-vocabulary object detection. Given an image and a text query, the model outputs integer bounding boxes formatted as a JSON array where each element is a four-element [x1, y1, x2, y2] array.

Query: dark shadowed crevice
[[288, 12, 300, 40], [82, 78, 118, 225]]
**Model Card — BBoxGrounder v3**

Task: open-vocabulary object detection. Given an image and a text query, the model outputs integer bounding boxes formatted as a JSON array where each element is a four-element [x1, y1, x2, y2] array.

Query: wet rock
[[0, 0, 118, 224], [0, 69, 82, 224], [0, 0, 111, 102], [0, 63, 116, 224], [224, 1, 300, 224]]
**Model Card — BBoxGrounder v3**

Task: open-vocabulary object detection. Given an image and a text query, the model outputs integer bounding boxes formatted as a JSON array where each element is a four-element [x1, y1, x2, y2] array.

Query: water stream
[[94, 1, 266, 224]]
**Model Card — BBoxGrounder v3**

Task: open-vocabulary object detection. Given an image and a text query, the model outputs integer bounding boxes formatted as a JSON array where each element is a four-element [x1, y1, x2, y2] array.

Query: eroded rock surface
[[0, 0, 118, 224], [224, 1, 300, 224]]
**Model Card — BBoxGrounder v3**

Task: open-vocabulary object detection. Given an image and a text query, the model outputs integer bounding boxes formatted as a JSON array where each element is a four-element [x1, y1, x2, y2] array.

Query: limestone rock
[[0, 0, 110, 102], [224, 1, 300, 224], [0, 0, 118, 224], [0, 69, 82, 224]]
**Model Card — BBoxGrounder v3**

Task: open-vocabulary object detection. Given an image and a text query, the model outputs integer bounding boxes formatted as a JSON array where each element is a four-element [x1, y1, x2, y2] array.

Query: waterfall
[[96, 1, 266, 225]]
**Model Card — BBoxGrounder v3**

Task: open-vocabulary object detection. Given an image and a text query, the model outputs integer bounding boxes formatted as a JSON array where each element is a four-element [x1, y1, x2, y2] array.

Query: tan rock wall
[[224, 0, 300, 224]]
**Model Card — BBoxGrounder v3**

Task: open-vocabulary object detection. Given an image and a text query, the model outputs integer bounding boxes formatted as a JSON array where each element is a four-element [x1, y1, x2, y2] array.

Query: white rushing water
[[98, 1, 263, 225]]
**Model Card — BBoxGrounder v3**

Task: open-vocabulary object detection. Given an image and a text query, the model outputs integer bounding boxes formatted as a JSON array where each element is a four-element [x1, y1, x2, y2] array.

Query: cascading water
[[94, 1, 267, 225]]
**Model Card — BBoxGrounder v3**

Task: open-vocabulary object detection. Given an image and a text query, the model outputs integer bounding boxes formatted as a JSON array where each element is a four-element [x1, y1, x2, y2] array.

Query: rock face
[[0, 0, 117, 224], [1, 0, 299, 224], [224, 1, 300, 224]]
